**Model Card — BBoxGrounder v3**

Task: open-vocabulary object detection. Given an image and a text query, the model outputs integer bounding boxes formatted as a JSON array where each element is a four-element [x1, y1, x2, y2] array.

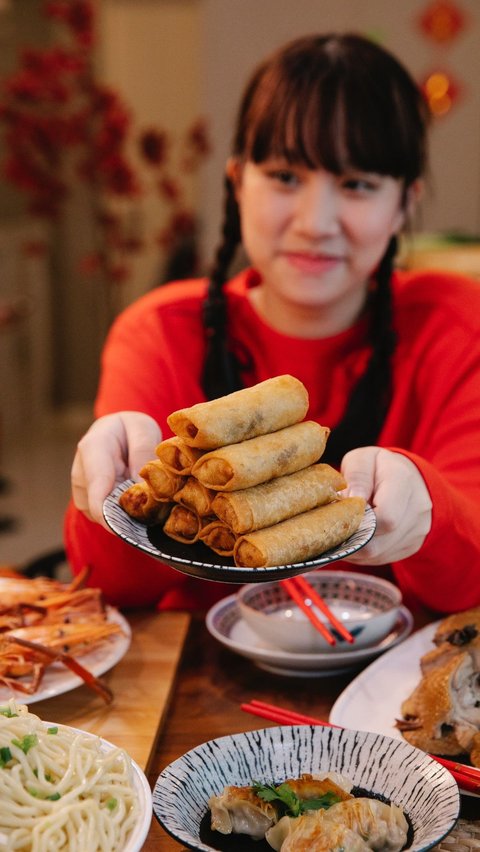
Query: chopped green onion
[[47, 727, 58, 735], [11, 734, 38, 754], [106, 797, 118, 811], [0, 747, 12, 768], [0, 707, 17, 717]]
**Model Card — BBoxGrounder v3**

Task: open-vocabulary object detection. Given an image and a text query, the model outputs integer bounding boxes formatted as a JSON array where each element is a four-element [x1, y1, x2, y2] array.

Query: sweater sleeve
[[63, 282, 235, 611], [387, 324, 480, 613]]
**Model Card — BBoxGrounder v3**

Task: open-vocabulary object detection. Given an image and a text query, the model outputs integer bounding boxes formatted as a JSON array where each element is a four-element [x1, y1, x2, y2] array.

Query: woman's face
[[230, 158, 408, 335]]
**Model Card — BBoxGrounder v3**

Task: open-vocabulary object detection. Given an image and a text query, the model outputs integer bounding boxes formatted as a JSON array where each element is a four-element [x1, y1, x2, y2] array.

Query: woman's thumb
[[340, 446, 379, 500]]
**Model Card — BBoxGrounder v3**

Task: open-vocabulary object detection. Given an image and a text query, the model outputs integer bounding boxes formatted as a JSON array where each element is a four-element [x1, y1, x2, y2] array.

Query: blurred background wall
[[1, 0, 479, 435]]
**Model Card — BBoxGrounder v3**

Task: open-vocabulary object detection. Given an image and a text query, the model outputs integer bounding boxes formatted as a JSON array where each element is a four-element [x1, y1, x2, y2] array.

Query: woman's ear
[[392, 178, 424, 235], [405, 179, 424, 216], [226, 157, 243, 198]]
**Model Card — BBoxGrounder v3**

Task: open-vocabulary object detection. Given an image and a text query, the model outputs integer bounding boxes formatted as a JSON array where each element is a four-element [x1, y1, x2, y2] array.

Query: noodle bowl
[[0, 699, 148, 851]]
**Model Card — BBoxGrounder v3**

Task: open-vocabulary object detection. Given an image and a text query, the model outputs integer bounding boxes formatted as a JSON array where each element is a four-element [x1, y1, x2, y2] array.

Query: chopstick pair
[[280, 576, 355, 646], [241, 699, 480, 795]]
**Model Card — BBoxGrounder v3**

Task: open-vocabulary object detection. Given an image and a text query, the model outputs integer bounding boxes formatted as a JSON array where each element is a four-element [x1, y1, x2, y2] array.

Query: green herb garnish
[[0, 746, 12, 768], [0, 707, 18, 717], [47, 727, 58, 735], [11, 734, 38, 754], [252, 781, 341, 817], [28, 787, 61, 801], [106, 797, 118, 811]]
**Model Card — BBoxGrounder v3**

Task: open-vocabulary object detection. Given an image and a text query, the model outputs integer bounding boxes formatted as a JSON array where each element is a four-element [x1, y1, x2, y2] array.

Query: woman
[[67, 33, 480, 613]]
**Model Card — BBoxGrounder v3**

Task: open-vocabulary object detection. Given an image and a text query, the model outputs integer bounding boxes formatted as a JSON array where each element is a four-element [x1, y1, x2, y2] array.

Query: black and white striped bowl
[[104, 480, 376, 583], [153, 725, 459, 851]]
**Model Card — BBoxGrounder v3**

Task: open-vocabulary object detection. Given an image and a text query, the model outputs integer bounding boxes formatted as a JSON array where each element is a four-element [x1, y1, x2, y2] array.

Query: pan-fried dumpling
[[324, 797, 408, 851], [266, 811, 371, 852], [208, 785, 278, 838]]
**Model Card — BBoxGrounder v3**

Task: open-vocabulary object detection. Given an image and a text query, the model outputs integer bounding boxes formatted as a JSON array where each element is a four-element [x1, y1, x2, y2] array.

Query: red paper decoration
[[421, 69, 462, 116], [418, 0, 466, 44]]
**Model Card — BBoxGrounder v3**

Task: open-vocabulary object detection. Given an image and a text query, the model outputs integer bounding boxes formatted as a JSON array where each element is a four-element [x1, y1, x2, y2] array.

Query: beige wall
[[97, 0, 203, 303]]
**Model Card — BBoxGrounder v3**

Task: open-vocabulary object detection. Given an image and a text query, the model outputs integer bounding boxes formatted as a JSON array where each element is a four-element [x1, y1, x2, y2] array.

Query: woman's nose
[[294, 174, 341, 238]]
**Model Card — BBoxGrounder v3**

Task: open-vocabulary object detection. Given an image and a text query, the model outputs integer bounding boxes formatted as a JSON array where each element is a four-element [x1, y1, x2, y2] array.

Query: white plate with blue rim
[[103, 480, 376, 584], [205, 593, 413, 677]]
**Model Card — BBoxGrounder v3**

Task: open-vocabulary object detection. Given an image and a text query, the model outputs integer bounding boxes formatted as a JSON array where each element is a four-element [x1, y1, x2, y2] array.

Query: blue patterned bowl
[[237, 570, 402, 653], [153, 725, 459, 851]]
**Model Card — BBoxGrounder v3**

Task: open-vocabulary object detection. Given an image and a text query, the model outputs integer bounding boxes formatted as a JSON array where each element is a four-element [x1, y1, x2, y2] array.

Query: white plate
[[205, 594, 413, 677], [104, 480, 376, 583], [0, 607, 131, 704], [68, 726, 152, 852], [153, 724, 459, 852], [1, 714, 152, 852], [330, 620, 479, 797]]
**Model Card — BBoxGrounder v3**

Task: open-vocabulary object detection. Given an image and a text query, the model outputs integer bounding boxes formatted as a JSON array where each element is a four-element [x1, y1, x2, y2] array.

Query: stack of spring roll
[[119, 375, 366, 568]]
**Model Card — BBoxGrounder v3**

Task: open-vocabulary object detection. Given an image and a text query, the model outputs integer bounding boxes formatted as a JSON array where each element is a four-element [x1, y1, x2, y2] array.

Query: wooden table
[[144, 613, 480, 851], [22, 606, 479, 849]]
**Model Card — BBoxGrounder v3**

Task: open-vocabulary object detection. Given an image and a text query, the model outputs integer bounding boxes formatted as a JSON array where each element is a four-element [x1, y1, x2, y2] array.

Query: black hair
[[202, 33, 429, 464]]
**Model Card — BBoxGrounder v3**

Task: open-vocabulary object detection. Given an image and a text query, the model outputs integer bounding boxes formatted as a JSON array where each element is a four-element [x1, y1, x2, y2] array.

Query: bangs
[[235, 36, 427, 185]]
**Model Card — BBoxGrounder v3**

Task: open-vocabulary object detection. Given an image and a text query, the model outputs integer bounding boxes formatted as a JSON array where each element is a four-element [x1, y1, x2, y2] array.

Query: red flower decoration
[[139, 129, 168, 166]]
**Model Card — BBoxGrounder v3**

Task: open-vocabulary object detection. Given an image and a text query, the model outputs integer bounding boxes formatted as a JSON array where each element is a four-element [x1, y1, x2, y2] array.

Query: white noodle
[[0, 699, 139, 851]]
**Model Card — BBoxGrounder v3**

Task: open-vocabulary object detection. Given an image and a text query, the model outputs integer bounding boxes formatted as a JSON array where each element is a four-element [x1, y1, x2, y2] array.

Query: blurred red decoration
[[418, 0, 466, 44], [0, 0, 212, 309], [420, 69, 462, 116]]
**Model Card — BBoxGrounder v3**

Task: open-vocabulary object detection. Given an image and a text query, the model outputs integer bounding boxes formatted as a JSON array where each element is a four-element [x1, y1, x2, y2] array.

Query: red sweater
[[64, 267, 480, 614]]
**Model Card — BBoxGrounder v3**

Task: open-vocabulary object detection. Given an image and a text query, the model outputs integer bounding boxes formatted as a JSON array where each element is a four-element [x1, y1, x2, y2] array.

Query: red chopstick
[[292, 575, 355, 644], [280, 579, 336, 646], [280, 577, 355, 646], [240, 699, 480, 795]]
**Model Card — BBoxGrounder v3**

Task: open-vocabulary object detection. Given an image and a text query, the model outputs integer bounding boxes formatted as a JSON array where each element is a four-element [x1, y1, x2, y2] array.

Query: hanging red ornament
[[418, 0, 466, 44], [420, 69, 462, 116]]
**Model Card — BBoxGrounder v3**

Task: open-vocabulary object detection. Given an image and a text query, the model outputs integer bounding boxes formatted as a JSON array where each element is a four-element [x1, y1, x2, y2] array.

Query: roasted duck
[[396, 607, 480, 766]]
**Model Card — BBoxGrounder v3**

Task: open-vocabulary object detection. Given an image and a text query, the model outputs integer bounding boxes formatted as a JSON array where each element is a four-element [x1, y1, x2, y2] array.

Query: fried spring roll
[[163, 505, 205, 543], [173, 477, 216, 517], [155, 436, 204, 475], [233, 497, 366, 568], [211, 464, 346, 534], [167, 375, 309, 449], [191, 422, 330, 492], [139, 459, 186, 500], [199, 520, 237, 556], [119, 483, 173, 525]]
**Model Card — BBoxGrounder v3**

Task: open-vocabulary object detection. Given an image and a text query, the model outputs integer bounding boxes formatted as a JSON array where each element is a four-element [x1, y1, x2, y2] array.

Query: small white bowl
[[237, 570, 402, 653], [152, 725, 459, 852]]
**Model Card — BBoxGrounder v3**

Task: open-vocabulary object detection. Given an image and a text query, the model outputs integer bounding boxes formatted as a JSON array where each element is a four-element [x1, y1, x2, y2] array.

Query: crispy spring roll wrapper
[[155, 436, 204, 475], [163, 505, 208, 543], [191, 422, 330, 492], [211, 464, 346, 534], [199, 520, 237, 557], [119, 483, 173, 525], [139, 459, 186, 500], [173, 476, 216, 517], [167, 374, 309, 449], [233, 496, 366, 568]]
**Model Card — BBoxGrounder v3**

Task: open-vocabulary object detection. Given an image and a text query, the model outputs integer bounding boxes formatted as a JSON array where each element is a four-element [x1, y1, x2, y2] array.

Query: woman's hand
[[71, 411, 161, 529], [340, 447, 432, 564]]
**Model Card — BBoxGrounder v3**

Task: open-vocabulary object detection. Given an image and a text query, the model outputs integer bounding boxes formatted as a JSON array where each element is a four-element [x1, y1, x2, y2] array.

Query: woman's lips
[[282, 251, 342, 274]]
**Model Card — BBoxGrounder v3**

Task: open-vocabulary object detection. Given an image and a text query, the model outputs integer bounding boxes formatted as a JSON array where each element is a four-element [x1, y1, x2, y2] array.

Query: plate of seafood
[[206, 593, 413, 677], [103, 375, 376, 583], [0, 698, 152, 851], [153, 723, 459, 851], [0, 571, 131, 704], [330, 605, 480, 796]]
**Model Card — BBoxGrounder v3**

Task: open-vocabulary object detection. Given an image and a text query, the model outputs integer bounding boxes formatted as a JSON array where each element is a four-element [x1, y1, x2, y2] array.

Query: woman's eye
[[341, 176, 378, 193], [268, 169, 300, 187]]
